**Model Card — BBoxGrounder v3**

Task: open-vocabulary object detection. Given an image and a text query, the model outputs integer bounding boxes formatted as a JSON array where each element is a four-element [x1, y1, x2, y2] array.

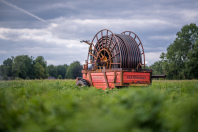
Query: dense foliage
[[150, 23, 198, 79], [66, 61, 83, 79], [0, 55, 82, 80], [48, 64, 68, 79], [0, 80, 197, 132], [0, 55, 48, 79]]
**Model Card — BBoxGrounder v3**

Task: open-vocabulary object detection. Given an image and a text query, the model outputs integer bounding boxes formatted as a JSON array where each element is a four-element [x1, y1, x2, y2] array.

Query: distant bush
[[15, 77, 22, 80], [26, 76, 30, 80], [2, 75, 8, 80], [11, 76, 15, 80], [57, 75, 62, 79]]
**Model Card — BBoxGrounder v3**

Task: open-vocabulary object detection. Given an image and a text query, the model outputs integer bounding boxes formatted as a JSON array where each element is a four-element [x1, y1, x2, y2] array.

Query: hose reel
[[87, 29, 145, 69]]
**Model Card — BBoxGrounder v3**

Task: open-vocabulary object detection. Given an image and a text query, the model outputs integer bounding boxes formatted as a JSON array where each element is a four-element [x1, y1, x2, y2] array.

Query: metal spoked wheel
[[76, 79, 90, 87], [87, 29, 121, 69]]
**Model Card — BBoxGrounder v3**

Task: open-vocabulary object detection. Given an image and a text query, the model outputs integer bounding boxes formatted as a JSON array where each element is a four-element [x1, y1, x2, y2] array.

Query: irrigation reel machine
[[76, 29, 165, 90]]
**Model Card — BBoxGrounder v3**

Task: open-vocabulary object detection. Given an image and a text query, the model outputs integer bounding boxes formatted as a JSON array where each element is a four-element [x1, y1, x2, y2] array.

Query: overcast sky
[[0, 0, 198, 66]]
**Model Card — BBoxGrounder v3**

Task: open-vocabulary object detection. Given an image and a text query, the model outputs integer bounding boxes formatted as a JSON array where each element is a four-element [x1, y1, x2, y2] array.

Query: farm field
[[0, 80, 198, 132]]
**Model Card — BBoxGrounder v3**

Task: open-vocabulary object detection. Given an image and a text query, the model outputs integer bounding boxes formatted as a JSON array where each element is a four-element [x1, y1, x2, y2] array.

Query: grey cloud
[[0, 0, 198, 66]]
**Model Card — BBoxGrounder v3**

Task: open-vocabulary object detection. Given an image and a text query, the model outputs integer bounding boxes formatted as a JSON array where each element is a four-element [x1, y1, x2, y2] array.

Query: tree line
[[0, 55, 82, 80], [149, 23, 198, 79]]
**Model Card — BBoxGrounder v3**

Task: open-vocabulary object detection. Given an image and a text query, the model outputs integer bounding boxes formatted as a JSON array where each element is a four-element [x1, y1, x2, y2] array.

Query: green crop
[[0, 80, 198, 132]]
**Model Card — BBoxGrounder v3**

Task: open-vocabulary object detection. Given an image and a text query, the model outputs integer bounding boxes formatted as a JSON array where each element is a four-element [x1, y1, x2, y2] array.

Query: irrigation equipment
[[77, 29, 166, 89]]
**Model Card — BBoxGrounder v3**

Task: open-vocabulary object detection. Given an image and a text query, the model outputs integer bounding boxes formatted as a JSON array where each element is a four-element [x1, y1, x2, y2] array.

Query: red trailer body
[[77, 68, 153, 90]]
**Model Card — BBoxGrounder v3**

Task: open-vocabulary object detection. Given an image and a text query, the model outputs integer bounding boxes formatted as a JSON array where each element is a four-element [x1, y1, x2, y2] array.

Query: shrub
[[2, 75, 8, 80], [11, 76, 15, 80], [15, 77, 22, 80], [57, 75, 62, 79]]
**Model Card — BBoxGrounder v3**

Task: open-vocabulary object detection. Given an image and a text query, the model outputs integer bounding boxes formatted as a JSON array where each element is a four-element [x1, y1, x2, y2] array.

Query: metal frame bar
[[103, 72, 109, 88], [88, 72, 93, 86]]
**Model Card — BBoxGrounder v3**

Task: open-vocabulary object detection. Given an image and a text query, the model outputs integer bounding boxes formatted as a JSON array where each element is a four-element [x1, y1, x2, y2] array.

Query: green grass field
[[0, 80, 198, 132]]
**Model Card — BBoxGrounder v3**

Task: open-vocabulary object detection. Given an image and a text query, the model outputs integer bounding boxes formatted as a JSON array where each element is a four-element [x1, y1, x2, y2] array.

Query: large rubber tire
[[76, 79, 90, 87]]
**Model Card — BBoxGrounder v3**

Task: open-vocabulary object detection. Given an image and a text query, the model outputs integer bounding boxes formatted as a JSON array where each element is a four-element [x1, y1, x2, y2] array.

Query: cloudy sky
[[0, 0, 198, 66]]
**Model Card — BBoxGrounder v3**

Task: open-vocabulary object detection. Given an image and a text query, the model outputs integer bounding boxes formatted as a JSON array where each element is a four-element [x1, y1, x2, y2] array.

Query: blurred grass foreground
[[0, 80, 198, 132]]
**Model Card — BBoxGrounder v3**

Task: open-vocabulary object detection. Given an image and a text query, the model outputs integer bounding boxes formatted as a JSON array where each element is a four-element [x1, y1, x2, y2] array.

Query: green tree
[[57, 75, 63, 79], [0, 65, 4, 76], [57, 65, 68, 79], [185, 40, 198, 79], [47, 64, 57, 78], [12, 55, 34, 79], [149, 61, 163, 75], [150, 23, 198, 80], [2, 58, 12, 77], [2, 75, 8, 80], [149, 56, 169, 79], [34, 56, 48, 79], [66, 61, 82, 79], [34, 62, 45, 79], [64, 64, 69, 79], [166, 23, 198, 79], [144, 64, 149, 69]]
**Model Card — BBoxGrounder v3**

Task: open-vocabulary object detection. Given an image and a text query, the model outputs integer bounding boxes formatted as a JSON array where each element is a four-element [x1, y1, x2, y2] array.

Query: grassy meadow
[[0, 80, 198, 132]]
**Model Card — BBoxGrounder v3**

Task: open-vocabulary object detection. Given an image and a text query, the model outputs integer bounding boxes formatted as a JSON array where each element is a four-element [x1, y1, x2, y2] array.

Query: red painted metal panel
[[106, 72, 114, 76], [89, 72, 120, 89], [123, 72, 150, 84], [93, 83, 107, 90], [107, 75, 114, 83], [93, 83, 114, 90], [91, 73, 104, 76], [91, 74, 106, 83]]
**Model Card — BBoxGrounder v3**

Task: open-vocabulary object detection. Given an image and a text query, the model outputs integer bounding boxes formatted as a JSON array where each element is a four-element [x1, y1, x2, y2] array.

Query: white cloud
[[181, 10, 198, 22], [145, 52, 162, 66], [0, 51, 6, 54], [144, 47, 166, 51], [0, 27, 87, 48], [53, 18, 175, 32], [148, 35, 176, 40]]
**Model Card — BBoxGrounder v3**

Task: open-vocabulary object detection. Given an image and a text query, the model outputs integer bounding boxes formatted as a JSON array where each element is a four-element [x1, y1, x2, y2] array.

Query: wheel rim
[[87, 29, 121, 69]]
